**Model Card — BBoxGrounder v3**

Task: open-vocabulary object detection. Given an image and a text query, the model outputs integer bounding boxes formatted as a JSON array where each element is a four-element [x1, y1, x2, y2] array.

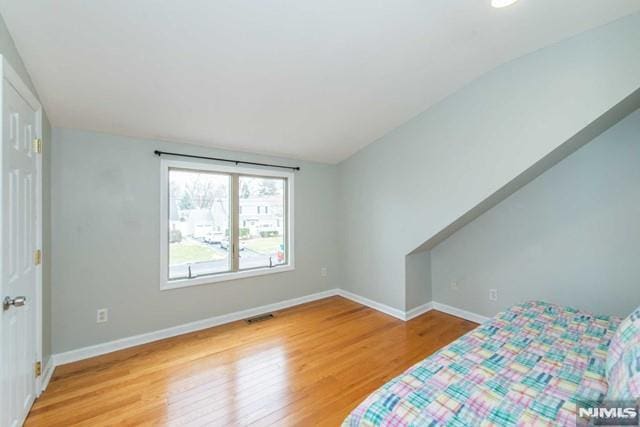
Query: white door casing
[[0, 57, 43, 427]]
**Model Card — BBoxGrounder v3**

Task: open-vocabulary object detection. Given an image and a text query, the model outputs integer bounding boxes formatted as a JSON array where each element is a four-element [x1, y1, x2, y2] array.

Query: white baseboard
[[53, 288, 340, 366], [336, 290, 435, 321], [336, 289, 406, 320], [405, 302, 434, 320], [40, 357, 55, 394], [49, 288, 487, 369], [432, 302, 489, 324]]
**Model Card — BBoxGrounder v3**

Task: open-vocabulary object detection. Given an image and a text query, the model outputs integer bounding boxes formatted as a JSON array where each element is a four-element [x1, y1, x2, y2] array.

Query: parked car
[[203, 232, 223, 244], [220, 238, 246, 251], [169, 229, 182, 243], [193, 224, 213, 239]]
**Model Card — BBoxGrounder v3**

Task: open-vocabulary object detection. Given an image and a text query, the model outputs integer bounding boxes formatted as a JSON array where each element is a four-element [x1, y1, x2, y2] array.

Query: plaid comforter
[[343, 301, 621, 426]]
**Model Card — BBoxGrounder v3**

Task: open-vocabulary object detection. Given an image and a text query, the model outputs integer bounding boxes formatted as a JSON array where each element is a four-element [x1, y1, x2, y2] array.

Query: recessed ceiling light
[[491, 0, 519, 8]]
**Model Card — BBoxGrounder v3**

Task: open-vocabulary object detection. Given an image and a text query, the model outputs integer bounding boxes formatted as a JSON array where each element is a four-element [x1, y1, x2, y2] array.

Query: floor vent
[[245, 313, 274, 324]]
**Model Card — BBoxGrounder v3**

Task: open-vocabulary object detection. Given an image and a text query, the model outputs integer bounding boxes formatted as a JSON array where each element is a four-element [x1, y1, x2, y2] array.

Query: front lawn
[[244, 236, 283, 255], [170, 240, 226, 264]]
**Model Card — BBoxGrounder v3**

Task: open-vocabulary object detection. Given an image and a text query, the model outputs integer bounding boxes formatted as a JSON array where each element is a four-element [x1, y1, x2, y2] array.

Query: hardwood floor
[[26, 296, 477, 426]]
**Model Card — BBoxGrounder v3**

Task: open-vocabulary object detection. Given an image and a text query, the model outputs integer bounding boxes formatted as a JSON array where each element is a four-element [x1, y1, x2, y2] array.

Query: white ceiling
[[1, 1, 639, 163]]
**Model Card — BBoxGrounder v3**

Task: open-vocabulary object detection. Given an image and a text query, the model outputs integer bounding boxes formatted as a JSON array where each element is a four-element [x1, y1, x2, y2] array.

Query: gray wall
[[432, 109, 640, 318], [0, 16, 53, 364], [338, 13, 640, 311], [406, 251, 431, 310], [51, 128, 340, 353]]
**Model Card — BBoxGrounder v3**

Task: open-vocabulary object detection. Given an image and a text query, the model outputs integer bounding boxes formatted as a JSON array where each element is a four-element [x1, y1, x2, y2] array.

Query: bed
[[343, 301, 628, 427]]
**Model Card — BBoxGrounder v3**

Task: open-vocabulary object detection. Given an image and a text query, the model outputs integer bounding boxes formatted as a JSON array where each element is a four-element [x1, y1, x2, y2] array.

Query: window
[[239, 176, 286, 270], [168, 169, 231, 280], [160, 159, 294, 290]]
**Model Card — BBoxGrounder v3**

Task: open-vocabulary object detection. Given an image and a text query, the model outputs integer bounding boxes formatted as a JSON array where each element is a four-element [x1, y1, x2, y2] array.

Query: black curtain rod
[[154, 150, 300, 171]]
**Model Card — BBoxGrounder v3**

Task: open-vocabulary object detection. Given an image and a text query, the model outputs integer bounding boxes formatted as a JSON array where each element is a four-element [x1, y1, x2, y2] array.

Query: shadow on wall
[[424, 107, 640, 318]]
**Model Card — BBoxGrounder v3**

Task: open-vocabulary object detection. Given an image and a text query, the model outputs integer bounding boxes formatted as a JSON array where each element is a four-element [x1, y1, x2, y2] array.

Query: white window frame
[[159, 159, 295, 291]]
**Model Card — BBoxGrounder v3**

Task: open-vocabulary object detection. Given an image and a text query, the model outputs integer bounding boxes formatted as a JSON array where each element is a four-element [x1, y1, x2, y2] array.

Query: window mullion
[[231, 173, 240, 272]]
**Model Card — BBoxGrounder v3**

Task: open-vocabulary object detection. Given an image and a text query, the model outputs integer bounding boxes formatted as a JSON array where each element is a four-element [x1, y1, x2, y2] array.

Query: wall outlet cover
[[96, 308, 109, 323], [320, 267, 328, 277], [489, 289, 498, 302]]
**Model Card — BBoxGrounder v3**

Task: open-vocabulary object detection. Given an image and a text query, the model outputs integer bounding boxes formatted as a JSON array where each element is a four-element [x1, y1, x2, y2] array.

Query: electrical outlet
[[96, 308, 109, 323], [450, 281, 459, 291], [320, 267, 328, 277], [489, 289, 498, 302]]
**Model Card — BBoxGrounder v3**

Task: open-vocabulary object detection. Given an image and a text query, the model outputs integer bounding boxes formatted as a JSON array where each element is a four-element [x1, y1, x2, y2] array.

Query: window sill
[[160, 264, 295, 291]]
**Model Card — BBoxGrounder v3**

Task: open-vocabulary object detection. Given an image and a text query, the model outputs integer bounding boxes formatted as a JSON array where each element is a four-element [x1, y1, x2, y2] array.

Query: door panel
[[1, 80, 39, 427]]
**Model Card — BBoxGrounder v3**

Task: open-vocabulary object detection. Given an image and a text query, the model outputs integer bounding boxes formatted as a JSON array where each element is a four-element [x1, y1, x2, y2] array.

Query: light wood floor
[[26, 296, 477, 427]]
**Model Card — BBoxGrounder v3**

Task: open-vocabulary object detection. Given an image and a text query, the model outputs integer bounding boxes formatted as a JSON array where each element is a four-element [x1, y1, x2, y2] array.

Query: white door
[[1, 78, 40, 427]]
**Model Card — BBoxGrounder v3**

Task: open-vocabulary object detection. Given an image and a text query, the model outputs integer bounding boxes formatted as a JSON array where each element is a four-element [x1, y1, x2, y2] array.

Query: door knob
[[3, 296, 26, 311]]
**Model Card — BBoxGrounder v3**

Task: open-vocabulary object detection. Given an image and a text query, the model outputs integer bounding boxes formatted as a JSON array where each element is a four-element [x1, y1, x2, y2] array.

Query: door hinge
[[32, 138, 43, 154], [34, 249, 42, 266], [35, 361, 42, 377]]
